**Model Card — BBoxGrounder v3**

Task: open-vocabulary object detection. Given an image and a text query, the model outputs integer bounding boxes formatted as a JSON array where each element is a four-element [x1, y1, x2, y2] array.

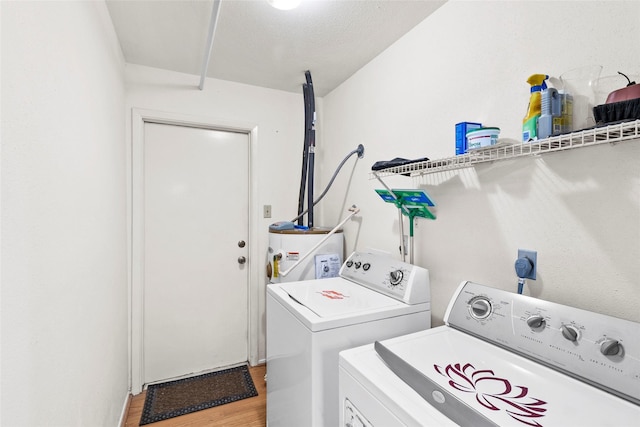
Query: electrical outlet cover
[[517, 249, 537, 280]]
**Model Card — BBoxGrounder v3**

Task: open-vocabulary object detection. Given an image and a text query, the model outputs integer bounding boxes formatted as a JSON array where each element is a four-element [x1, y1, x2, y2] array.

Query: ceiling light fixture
[[268, 0, 301, 11]]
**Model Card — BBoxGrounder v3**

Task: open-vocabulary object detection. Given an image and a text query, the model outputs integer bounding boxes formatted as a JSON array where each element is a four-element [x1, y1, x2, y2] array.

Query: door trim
[[129, 108, 259, 394]]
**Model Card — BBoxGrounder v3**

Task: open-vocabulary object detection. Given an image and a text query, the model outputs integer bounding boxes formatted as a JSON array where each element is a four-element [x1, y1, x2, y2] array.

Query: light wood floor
[[124, 364, 266, 427]]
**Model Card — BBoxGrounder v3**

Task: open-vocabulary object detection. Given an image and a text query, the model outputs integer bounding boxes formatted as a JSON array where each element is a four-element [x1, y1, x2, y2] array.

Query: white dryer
[[266, 251, 431, 427], [339, 281, 640, 426]]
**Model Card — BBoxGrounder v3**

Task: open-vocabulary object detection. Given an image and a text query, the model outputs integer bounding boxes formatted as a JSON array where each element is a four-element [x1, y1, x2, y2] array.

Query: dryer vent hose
[[291, 145, 364, 223]]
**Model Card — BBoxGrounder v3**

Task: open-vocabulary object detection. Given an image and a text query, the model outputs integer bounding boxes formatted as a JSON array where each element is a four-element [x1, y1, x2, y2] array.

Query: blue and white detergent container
[[466, 127, 500, 150], [539, 87, 572, 139], [539, 87, 561, 139], [455, 122, 482, 154]]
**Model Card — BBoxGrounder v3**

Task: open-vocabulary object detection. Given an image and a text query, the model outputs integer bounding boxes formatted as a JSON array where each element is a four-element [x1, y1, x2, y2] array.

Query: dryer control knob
[[389, 270, 403, 286], [469, 297, 492, 319], [526, 315, 546, 332], [561, 325, 579, 342], [600, 339, 623, 356]]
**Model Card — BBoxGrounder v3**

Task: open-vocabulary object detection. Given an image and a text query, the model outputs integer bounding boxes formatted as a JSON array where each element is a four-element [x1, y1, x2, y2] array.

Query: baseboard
[[118, 392, 132, 427]]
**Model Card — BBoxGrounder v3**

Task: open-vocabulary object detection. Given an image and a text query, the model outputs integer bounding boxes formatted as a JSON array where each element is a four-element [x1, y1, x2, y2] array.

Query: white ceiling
[[106, 0, 446, 96]]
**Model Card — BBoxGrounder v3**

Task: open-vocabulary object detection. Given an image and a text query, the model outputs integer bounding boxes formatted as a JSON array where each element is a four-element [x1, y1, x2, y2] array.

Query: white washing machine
[[339, 281, 640, 426], [266, 251, 431, 427]]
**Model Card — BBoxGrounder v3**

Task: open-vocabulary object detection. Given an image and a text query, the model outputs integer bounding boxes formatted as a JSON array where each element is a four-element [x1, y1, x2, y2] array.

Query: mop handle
[[279, 206, 360, 277], [373, 173, 409, 262]]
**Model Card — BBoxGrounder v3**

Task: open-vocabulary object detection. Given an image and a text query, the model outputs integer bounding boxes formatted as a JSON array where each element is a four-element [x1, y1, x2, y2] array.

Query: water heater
[[267, 228, 344, 283]]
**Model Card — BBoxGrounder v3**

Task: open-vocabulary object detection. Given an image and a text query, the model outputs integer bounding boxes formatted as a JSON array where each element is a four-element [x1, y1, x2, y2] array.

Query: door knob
[[238, 240, 246, 248], [238, 256, 246, 264]]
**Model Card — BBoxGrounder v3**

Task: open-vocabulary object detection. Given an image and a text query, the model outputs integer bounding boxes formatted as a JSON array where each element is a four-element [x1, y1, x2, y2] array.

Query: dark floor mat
[[139, 364, 258, 425]]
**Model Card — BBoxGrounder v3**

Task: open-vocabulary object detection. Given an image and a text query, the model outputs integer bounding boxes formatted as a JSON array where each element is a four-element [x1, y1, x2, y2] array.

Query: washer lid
[[280, 278, 403, 318]]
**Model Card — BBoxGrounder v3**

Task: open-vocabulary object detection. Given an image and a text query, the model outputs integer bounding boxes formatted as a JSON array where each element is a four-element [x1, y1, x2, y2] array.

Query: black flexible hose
[[306, 71, 316, 228], [296, 83, 311, 225]]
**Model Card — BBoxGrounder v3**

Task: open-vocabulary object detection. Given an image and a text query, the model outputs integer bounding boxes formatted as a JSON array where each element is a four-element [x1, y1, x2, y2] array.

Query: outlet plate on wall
[[517, 249, 537, 280]]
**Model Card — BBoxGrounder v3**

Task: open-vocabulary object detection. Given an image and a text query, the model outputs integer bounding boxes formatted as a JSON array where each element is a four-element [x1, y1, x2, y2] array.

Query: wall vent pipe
[[198, 0, 222, 90]]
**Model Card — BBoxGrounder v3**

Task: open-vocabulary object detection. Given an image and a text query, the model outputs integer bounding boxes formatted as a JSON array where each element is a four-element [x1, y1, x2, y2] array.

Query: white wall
[[124, 64, 308, 364], [1, 1, 128, 425], [320, 0, 640, 325], [5, 2, 636, 422]]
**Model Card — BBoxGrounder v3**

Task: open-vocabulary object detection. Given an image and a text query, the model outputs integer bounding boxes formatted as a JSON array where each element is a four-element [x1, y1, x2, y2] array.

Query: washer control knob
[[469, 297, 492, 319], [561, 325, 579, 342], [526, 315, 546, 332], [389, 270, 403, 286], [600, 339, 623, 356]]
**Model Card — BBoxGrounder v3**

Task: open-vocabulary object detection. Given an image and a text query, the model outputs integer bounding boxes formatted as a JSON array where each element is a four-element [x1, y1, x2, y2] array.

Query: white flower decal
[[434, 363, 547, 426]]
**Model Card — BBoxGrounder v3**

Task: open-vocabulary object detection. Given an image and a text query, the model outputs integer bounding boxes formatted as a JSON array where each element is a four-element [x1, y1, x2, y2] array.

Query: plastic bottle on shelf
[[522, 74, 548, 142], [539, 87, 561, 139], [558, 90, 573, 134]]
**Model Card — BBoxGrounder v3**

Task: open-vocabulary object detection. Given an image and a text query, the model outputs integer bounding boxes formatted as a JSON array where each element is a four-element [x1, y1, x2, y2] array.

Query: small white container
[[466, 127, 500, 150]]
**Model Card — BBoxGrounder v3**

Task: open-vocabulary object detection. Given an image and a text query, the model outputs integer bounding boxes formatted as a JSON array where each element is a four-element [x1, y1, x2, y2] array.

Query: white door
[[140, 122, 249, 385]]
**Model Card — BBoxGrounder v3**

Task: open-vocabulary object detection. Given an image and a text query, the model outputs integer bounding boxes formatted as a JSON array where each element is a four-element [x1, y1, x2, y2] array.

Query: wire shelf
[[370, 120, 640, 179]]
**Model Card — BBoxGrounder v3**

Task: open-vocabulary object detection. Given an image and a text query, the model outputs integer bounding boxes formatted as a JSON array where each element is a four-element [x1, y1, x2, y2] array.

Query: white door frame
[[129, 108, 260, 394]]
